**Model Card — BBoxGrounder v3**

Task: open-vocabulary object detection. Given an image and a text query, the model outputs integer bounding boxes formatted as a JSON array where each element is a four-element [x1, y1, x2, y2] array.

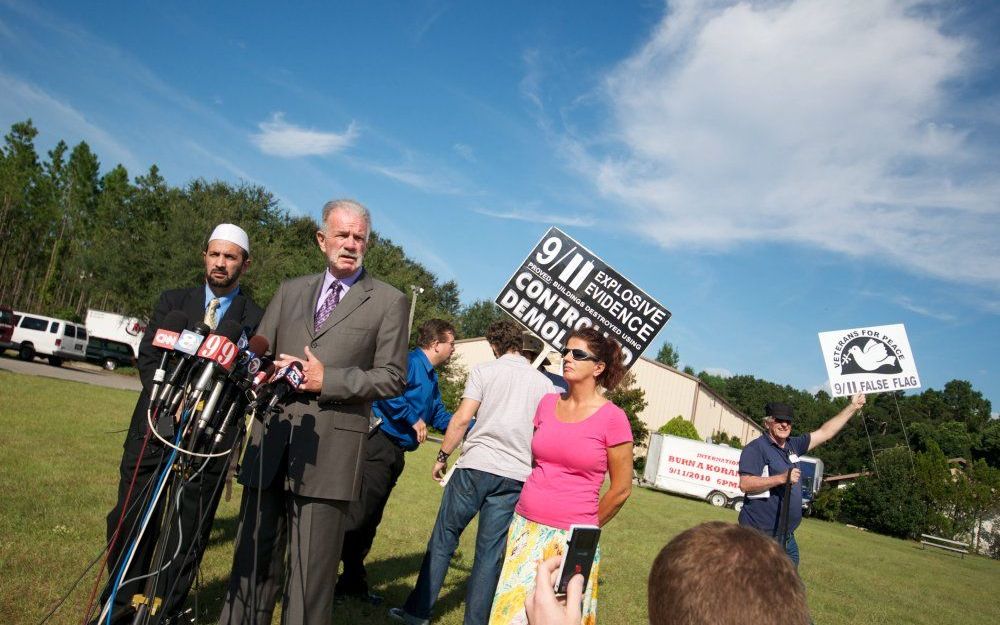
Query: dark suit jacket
[[126, 286, 265, 442], [239, 268, 408, 501]]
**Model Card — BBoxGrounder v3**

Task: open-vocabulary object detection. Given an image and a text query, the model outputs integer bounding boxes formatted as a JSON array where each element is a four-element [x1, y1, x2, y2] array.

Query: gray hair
[[321, 199, 371, 240]]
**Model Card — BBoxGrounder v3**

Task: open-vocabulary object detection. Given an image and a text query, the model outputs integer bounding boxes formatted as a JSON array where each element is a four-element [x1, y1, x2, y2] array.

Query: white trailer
[[642, 432, 824, 513], [642, 433, 746, 511], [85, 310, 146, 357]]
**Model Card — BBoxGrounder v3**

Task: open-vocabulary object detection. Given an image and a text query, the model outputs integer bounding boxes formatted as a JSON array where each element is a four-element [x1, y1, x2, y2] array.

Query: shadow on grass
[[181, 573, 231, 625], [181, 551, 477, 624], [208, 513, 241, 548]]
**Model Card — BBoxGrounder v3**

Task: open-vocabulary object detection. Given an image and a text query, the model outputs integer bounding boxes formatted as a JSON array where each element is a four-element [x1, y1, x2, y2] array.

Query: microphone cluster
[[96, 312, 302, 625], [145, 313, 293, 457]]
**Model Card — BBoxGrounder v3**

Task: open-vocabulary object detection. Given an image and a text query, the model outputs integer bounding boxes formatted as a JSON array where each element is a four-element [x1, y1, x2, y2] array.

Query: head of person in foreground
[[648, 521, 810, 625]]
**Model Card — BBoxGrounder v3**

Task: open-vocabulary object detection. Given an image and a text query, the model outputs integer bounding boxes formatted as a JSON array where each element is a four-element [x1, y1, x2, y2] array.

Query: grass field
[[1, 370, 998, 625]]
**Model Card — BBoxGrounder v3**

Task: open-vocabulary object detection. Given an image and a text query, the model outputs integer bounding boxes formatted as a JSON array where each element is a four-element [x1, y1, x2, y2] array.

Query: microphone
[[231, 335, 270, 386], [250, 357, 276, 390], [261, 361, 304, 413], [235, 335, 269, 373], [149, 311, 189, 400], [192, 320, 243, 393], [151, 322, 211, 410], [188, 321, 245, 441]]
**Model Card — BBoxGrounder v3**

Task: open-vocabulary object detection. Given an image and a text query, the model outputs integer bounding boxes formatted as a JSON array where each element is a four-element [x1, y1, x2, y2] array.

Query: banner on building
[[818, 323, 921, 397], [495, 227, 671, 368]]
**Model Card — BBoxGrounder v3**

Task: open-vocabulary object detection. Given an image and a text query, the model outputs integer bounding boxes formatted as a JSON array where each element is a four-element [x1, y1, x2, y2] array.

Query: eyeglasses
[[561, 347, 599, 362], [773, 419, 792, 427]]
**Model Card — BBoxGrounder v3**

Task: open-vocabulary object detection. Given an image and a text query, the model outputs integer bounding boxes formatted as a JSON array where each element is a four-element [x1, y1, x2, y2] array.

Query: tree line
[[0, 119, 496, 350], [692, 360, 999, 555]]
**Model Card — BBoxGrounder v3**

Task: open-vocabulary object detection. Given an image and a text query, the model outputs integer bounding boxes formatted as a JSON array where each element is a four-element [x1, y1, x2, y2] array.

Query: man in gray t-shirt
[[390, 321, 557, 625]]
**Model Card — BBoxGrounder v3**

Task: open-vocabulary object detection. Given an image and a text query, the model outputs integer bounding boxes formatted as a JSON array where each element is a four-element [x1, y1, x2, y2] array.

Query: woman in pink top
[[489, 327, 634, 625]]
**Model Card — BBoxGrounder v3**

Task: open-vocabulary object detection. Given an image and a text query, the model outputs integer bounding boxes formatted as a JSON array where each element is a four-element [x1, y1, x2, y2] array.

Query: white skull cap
[[209, 223, 250, 254]]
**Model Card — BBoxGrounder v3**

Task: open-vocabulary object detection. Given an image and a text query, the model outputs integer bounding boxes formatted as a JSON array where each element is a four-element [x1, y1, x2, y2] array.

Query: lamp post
[[408, 285, 425, 335]]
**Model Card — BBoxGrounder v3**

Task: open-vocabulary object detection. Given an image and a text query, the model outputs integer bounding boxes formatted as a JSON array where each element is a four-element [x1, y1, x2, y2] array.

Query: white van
[[11, 311, 89, 366]]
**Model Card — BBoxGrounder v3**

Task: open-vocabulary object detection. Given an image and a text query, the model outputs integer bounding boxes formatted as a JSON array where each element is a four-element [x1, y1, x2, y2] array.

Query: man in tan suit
[[219, 200, 409, 625]]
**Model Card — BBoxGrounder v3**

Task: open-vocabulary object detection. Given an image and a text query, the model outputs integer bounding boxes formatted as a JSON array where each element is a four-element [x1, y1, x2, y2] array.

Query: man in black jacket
[[99, 224, 264, 625]]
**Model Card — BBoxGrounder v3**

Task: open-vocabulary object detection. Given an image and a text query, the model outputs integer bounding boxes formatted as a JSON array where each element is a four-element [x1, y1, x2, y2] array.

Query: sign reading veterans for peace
[[495, 227, 671, 368], [818, 323, 921, 397]]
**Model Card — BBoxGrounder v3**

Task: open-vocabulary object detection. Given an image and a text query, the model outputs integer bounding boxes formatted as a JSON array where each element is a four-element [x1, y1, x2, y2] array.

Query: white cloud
[[572, 0, 1000, 286], [474, 206, 595, 227], [453, 142, 476, 162], [891, 294, 956, 322], [251, 112, 358, 158], [0, 72, 136, 168]]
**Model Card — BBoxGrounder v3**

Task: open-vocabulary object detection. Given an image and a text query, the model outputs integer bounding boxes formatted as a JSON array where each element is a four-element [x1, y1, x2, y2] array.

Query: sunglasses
[[561, 347, 599, 362]]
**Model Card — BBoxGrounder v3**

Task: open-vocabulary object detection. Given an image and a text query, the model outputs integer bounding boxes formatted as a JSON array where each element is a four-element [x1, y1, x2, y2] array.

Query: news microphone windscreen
[[193, 322, 212, 336], [214, 320, 243, 343], [161, 310, 189, 333], [247, 335, 269, 356]]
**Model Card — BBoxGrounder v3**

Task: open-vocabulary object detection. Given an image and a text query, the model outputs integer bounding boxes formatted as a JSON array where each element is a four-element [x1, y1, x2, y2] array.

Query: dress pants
[[218, 476, 350, 625], [336, 429, 407, 597]]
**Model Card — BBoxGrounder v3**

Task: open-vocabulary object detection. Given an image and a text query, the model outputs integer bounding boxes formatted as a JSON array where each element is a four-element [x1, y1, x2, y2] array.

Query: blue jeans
[[403, 468, 523, 625], [781, 532, 800, 568]]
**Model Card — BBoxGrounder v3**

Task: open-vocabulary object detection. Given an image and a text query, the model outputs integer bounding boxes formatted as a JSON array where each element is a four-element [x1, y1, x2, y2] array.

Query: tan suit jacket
[[239, 268, 408, 501]]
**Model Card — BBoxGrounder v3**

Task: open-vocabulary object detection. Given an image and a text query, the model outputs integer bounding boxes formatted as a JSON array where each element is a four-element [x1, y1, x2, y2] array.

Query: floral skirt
[[488, 513, 600, 625]]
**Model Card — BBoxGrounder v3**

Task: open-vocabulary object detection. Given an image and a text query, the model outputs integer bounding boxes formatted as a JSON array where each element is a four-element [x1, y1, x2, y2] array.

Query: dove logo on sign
[[819, 323, 920, 398], [838, 337, 902, 375]]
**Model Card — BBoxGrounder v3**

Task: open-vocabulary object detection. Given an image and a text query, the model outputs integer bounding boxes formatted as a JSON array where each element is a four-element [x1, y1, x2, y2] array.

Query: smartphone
[[554, 524, 601, 596]]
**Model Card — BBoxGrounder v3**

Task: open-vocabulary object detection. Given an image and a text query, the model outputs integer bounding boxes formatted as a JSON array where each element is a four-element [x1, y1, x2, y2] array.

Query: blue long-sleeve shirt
[[373, 348, 452, 451]]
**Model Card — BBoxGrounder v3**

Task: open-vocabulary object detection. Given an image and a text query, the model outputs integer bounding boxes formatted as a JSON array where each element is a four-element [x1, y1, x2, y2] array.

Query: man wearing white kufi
[[95, 223, 265, 625]]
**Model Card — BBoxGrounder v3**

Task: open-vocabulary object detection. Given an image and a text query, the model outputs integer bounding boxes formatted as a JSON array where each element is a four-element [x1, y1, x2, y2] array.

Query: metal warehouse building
[[451, 338, 763, 446]]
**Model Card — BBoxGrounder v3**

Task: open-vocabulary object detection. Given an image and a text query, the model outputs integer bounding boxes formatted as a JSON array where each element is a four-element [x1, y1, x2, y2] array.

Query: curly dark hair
[[485, 320, 523, 356], [565, 326, 626, 391]]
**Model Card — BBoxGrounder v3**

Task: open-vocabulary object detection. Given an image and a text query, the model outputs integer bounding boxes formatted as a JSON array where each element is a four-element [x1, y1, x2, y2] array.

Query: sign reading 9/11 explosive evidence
[[818, 323, 921, 397], [495, 227, 670, 368]]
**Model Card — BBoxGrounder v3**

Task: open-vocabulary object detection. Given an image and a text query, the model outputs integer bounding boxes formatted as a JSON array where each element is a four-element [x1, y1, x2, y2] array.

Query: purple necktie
[[314, 279, 342, 331]]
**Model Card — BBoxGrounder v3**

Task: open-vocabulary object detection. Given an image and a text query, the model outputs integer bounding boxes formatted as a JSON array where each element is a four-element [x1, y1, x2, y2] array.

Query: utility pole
[[408, 285, 425, 335]]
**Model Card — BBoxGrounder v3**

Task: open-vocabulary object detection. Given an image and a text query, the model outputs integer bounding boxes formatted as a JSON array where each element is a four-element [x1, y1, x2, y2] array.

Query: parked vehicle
[[85, 310, 145, 358], [641, 432, 824, 513], [0, 306, 15, 351], [10, 311, 88, 366], [86, 336, 137, 371]]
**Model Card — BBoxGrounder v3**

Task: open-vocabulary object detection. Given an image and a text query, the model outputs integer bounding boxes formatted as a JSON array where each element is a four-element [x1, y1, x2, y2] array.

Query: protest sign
[[495, 227, 670, 367], [818, 323, 921, 397]]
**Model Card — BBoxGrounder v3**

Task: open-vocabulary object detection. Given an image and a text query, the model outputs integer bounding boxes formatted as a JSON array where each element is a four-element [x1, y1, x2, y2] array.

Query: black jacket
[[125, 286, 265, 442]]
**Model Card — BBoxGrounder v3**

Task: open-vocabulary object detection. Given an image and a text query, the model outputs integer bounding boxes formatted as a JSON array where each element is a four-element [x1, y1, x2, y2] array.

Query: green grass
[[1, 370, 998, 625]]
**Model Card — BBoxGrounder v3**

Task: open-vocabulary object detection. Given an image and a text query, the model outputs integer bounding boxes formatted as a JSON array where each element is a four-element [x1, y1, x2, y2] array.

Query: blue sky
[[2, 0, 998, 408]]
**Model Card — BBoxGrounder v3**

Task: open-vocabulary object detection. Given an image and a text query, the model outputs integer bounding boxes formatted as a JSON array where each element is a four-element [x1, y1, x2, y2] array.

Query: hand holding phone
[[554, 525, 600, 596], [526, 556, 584, 625]]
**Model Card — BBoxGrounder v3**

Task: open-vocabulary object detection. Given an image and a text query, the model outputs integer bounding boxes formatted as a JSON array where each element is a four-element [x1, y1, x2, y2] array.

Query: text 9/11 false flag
[[818, 323, 921, 397]]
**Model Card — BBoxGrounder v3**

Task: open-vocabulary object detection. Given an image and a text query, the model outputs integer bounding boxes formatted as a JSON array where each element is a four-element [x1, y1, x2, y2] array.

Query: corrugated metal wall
[[451, 339, 761, 446]]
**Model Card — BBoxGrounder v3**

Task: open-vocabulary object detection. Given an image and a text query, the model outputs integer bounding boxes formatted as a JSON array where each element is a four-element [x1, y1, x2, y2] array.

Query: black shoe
[[336, 591, 384, 606]]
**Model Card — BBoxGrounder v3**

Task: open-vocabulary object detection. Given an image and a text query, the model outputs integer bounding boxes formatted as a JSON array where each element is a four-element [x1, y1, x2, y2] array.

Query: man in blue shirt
[[336, 319, 456, 604], [738, 394, 866, 566]]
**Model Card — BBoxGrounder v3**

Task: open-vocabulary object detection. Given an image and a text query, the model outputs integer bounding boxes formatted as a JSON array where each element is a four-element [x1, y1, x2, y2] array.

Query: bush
[[811, 487, 844, 521], [713, 431, 743, 449], [658, 416, 701, 441], [840, 447, 927, 538]]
